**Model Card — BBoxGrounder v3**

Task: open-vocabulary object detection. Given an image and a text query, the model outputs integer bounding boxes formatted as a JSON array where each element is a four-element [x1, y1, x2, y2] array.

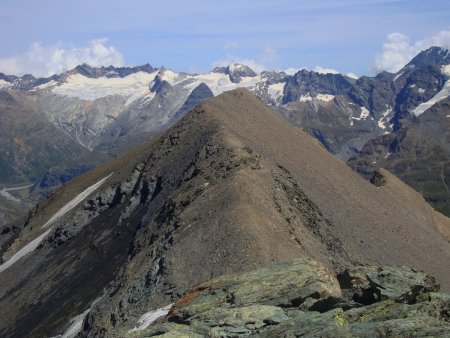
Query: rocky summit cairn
[[137, 258, 450, 338]]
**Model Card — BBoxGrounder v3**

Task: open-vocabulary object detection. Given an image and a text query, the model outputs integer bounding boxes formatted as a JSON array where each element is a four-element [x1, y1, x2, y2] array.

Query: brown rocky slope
[[0, 89, 449, 337]]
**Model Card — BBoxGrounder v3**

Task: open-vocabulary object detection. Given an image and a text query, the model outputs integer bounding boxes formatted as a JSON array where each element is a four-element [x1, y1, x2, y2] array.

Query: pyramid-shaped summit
[[0, 89, 449, 337]]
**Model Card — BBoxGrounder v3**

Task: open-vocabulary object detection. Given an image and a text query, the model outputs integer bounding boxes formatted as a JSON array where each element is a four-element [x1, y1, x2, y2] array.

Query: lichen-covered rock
[[338, 265, 439, 304], [170, 257, 341, 322], [138, 258, 450, 338]]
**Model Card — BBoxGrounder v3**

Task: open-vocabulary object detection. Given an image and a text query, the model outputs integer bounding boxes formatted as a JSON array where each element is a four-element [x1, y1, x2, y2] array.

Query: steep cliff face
[[0, 89, 449, 337]]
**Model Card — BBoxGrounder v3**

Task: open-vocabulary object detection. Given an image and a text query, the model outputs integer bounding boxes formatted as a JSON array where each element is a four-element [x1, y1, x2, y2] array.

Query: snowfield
[[42, 173, 113, 229], [299, 93, 334, 102], [181, 72, 261, 96], [413, 80, 450, 116], [268, 82, 285, 102], [58, 296, 103, 338], [129, 304, 174, 332], [0, 79, 12, 89], [0, 229, 52, 273], [47, 67, 265, 105], [378, 107, 393, 132], [352, 106, 370, 122], [52, 72, 159, 103]]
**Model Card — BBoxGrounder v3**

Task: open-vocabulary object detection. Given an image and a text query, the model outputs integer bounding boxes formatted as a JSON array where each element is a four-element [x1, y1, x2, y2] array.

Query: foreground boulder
[[134, 258, 450, 337]]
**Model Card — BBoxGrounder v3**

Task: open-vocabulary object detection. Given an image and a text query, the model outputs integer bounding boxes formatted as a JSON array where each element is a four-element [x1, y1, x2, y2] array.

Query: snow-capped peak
[[51, 70, 160, 102], [229, 63, 246, 72]]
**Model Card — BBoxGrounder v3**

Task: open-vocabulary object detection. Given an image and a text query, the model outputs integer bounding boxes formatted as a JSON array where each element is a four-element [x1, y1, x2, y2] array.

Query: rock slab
[[136, 258, 450, 337]]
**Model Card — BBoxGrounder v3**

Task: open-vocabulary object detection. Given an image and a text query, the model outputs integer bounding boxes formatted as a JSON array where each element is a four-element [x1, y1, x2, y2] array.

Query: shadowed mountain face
[[0, 90, 106, 224], [0, 91, 94, 185], [0, 78, 214, 224], [0, 89, 449, 337], [348, 97, 450, 216]]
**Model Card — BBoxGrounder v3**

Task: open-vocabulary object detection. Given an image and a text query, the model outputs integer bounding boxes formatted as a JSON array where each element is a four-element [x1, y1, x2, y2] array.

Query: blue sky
[[0, 0, 449, 76]]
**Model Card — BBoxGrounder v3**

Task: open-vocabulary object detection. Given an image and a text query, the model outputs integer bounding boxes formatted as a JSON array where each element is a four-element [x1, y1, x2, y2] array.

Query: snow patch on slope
[[229, 63, 245, 72], [413, 80, 450, 116], [393, 72, 403, 82], [299, 94, 312, 102], [158, 69, 179, 84], [352, 107, 370, 121], [378, 107, 393, 133], [60, 309, 90, 338], [129, 304, 173, 332], [316, 94, 334, 102], [442, 65, 450, 76], [0, 174, 113, 273], [181, 72, 260, 96], [57, 296, 103, 338], [267, 82, 285, 102], [0, 229, 52, 273], [42, 173, 113, 229], [52, 72, 159, 103], [360, 107, 370, 119], [0, 79, 12, 89], [33, 80, 57, 90], [0, 184, 32, 202], [299, 93, 334, 103]]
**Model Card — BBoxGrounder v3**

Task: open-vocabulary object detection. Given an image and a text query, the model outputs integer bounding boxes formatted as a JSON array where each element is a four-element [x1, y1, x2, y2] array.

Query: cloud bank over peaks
[[375, 29, 450, 73], [313, 66, 358, 79], [212, 44, 280, 73], [313, 66, 340, 74], [0, 38, 124, 77]]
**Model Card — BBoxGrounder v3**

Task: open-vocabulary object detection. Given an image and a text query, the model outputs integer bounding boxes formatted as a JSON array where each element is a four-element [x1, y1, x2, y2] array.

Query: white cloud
[[223, 41, 239, 50], [0, 38, 124, 77], [284, 67, 357, 78], [284, 67, 303, 75], [346, 72, 359, 79], [312, 66, 358, 78], [374, 29, 450, 73], [212, 56, 266, 73], [212, 44, 280, 73], [313, 66, 340, 74], [260, 44, 279, 66]]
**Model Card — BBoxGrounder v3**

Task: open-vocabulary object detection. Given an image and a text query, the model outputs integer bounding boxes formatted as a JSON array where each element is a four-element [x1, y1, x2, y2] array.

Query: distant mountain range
[[0, 46, 449, 222]]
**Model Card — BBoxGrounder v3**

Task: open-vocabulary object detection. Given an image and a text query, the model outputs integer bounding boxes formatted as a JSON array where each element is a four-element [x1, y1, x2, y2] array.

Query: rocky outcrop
[[228, 64, 257, 83], [406, 46, 450, 68], [347, 74, 395, 117], [282, 69, 354, 104], [369, 170, 386, 187], [68, 63, 155, 79], [138, 258, 449, 338]]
